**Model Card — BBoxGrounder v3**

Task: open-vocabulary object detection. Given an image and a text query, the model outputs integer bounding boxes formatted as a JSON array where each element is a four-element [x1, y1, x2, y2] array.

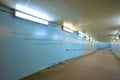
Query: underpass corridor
[[0, 5, 120, 80], [22, 48, 120, 80]]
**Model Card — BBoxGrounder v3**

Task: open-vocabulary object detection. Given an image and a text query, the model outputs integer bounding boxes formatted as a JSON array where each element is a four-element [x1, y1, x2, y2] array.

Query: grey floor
[[22, 48, 120, 80]]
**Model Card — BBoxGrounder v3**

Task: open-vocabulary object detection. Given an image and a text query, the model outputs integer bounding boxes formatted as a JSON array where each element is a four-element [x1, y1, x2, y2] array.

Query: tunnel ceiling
[[0, 0, 120, 42]]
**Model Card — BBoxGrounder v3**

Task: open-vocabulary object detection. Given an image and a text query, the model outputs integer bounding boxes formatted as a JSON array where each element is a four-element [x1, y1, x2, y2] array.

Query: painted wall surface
[[111, 42, 120, 58], [0, 7, 96, 80], [94, 42, 111, 49]]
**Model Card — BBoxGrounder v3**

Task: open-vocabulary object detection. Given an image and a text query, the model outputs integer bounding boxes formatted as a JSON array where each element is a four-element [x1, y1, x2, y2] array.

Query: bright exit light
[[15, 11, 49, 25], [16, 4, 50, 21], [63, 27, 74, 33]]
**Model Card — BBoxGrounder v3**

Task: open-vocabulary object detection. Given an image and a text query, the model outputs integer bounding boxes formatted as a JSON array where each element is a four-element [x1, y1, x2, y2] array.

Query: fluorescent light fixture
[[63, 27, 74, 33], [16, 4, 50, 21], [114, 39, 117, 42], [15, 11, 48, 25], [78, 34, 84, 37], [85, 35, 90, 40], [78, 31, 86, 38], [78, 31, 85, 36], [116, 36, 119, 40], [63, 22, 75, 31], [89, 37, 92, 41]]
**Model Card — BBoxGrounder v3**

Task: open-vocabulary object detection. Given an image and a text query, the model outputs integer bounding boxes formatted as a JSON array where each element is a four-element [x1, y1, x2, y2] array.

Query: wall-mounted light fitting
[[14, 4, 49, 25], [116, 36, 119, 40], [14, 11, 49, 25], [62, 26, 74, 33], [78, 31, 86, 38], [78, 34, 84, 37]]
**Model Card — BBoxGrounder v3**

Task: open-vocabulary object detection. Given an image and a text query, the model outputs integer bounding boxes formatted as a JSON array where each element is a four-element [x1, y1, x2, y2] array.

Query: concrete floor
[[21, 48, 120, 80]]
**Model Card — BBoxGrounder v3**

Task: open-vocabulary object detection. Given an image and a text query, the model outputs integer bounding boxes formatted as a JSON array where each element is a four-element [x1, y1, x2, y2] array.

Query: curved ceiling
[[0, 0, 120, 42]]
